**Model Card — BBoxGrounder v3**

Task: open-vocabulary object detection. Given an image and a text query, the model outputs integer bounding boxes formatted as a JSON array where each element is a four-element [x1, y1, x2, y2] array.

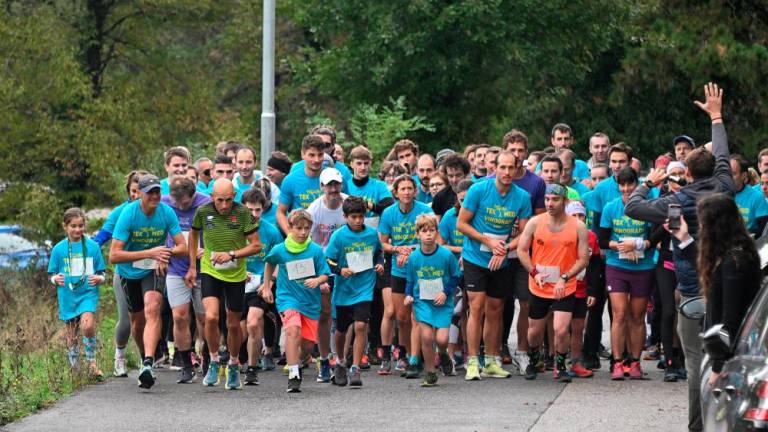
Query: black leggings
[[655, 262, 678, 362], [502, 298, 515, 350]]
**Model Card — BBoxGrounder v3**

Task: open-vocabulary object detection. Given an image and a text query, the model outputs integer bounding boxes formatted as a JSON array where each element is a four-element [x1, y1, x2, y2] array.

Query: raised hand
[[694, 82, 723, 121]]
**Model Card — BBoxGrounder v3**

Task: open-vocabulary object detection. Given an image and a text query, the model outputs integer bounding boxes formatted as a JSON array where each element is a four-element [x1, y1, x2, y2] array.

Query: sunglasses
[[202, 169, 211, 176]]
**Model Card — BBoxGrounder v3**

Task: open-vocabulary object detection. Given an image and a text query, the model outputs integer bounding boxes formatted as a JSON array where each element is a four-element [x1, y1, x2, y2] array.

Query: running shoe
[[421, 371, 439, 387], [225, 364, 242, 390], [598, 344, 611, 359], [177, 366, 196, 384], [581, 355, 601, 371], [501, 345, 513, 365], [544, 354, 555, 371], [333, 364, 348, 387], [370, 349, 382, 366], [394, 359, 407, 372], [611, 361, 625, 381], [138, 365, 156, 389], [439, 352, 456, 376], [349, 366, 362, 387], [570, 361, 594, 378], [360, 354, 371, 370], [513, 351, 529, 377], [622, 362, 631, 377], [287, 375, 302, 393], [676, 367, 688, 380], [190, 352, 201, 370], [453, 352, 466, 371], [114, 356, 128, 378], [244, 366, 259, 385], [465, 357, 481, 381], [481, 359, 511, 378], [378, 360, 392, 376], [317, 358, 331, 383], [664, 366, 678, 382], [170, 351, 183, 371], [262, 355, 276, 371], [524, 363, 538, 380], [628, 361, 643, 380], [203, 362, 220, 386], [152, 353, 167, 369], [554, 367, 571, 383], [642, 344, 660, 361], [282, 364, 290, 375], [405, 363, 420, 379]]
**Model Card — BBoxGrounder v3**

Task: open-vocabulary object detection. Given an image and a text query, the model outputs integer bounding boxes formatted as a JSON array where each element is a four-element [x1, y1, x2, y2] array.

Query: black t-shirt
[[431, 187, 457, 217]]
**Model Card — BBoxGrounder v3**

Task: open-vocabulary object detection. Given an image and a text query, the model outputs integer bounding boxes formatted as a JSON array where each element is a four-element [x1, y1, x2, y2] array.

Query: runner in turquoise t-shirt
[[277, 135, 325, 234]]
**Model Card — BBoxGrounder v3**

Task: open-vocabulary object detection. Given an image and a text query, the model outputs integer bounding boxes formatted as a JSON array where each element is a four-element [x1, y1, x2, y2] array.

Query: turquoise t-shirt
[[101, 201, 131, 234], [112, 201, 182, 280], [261, 204, 279, 230], [599, 197, 656, 271], [325, 225, 382, 306], [438, 207, 464, 260], [406, 245, 461, 299], [278, 170, 322, 211], [735, 186, 768, 231], [581, 190, 597, 230], [265, 242, 331, 320], [245, 220, 283, 279], [587, 176, 659, 215], [347, 177, 392, 224], [569, 180, 591, 199], [573, 159, 590, 181], [413, 175, 432, 204], [291, 160, 351, 193], [197, 181, 210, 195], [379, 201, 434, 278], [48, 237, 107, 290], [460, 179, 532, 269]]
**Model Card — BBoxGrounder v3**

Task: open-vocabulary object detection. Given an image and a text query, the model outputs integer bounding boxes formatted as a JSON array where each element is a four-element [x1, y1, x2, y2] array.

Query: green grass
[[0, 268, 137, 425]]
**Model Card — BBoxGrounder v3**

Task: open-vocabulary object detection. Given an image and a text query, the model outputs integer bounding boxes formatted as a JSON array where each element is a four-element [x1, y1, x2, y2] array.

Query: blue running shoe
[[317, 358, 331, 383], [225, 364, 242, 390], [138, 365, 156, 389], [204, 362, 220, 386]]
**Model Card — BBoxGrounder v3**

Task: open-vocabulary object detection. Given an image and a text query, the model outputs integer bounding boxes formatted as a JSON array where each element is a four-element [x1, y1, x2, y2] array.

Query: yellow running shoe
[[465, 357, 481, 381], [481, 358, 511, 378]]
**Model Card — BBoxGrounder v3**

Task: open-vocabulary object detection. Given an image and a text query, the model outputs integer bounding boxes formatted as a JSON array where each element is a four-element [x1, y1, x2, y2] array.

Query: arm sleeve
[[598, 228, 612, 250], [93, 229, 113, 246], [372, 197, 394, 215]]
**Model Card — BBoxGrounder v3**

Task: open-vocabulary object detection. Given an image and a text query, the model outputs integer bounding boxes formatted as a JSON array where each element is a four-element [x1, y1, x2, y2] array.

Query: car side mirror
[[702, 324, 732, 361], [679, 296, 705, 320]]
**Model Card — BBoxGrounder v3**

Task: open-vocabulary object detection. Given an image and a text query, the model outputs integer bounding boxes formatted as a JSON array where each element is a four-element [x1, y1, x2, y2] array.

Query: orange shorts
[[280, 309, 319, 343]]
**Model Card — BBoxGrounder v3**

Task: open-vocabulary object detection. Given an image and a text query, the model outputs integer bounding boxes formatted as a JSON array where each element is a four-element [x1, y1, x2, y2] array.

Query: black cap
[[673, 135, 695, 149], [138, 174, 161, 193]]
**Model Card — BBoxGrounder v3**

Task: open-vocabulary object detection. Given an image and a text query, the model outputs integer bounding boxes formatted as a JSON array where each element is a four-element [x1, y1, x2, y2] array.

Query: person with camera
[[624, 82, 734, 432]]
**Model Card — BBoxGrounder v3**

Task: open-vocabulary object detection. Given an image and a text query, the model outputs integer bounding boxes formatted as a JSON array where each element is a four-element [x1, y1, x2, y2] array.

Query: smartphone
[[668, 204, 682, 230]]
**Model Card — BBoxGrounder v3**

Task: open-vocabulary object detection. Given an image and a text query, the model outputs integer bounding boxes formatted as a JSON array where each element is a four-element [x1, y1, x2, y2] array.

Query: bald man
[[186, 178, 262, 390]]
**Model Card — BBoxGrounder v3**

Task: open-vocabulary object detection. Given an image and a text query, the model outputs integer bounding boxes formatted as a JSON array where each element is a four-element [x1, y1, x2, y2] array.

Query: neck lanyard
[[67, 238, 88, 291]]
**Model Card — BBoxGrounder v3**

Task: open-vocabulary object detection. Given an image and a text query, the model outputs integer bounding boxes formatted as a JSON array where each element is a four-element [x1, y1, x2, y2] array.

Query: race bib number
[[346, 250, 373, 273], [364, 216, 380, 229], [419, 278, 444, 301], [480, 233, 508, 253], [619, 237, 645, 260], [245, 274, 262, 294], [132, 258, 157, 270], [70, 257, 94, 277], [535, 265, 560, 284], [212, 256, 238, 270], [287, 258, 315, 281]]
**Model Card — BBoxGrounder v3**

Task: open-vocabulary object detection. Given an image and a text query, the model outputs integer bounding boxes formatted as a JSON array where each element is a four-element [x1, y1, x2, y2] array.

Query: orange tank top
[[529, 214, 579, 299]]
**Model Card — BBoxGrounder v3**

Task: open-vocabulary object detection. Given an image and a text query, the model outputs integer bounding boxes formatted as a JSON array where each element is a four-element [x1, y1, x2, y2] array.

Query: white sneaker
[[508, 354, 521, 375], [114, 356, 128, 377], [514, 352, 529, 377]]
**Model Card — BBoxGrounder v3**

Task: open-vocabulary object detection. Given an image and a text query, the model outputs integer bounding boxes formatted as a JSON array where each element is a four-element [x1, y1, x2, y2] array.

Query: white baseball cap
[[320, 167, 343, 185], [565, 201, 586, 216]]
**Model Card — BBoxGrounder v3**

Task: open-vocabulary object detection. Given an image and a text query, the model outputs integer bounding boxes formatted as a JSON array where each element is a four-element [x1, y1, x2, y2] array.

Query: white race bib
[[535, 264, 561, 284], [287, 258, 315, 281], [346, 250, 373, 273], [70, 257, 94, 277], [419, 278, 444, 301], [182, 231, 190, 243], [245, 274, 262, 294], [212, 256, 238, 270], [364, 216, 380, 229], [619, 237, 645, 260], [132, 258, 157, 270], [480, 232, 508, 252]]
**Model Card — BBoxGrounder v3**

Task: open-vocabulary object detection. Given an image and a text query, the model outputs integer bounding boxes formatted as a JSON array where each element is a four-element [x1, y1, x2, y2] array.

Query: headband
[[267, 157, 292, 175]]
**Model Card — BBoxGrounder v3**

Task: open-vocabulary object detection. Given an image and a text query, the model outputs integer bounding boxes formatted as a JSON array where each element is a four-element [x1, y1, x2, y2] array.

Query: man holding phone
[[624, 82, 734, 432]]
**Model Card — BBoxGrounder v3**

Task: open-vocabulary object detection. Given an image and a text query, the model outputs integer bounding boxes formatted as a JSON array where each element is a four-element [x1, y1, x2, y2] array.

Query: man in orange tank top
[[517, 183, 589, 382]]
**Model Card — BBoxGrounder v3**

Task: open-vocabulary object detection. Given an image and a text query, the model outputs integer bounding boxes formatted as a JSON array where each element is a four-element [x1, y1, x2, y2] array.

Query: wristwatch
[[228, 250, 236, 260], [560, 273, 569, 282]]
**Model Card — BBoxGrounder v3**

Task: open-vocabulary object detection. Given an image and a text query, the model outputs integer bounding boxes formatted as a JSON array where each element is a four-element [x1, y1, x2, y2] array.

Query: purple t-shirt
[[162, 193, 212, 277], [513, 170, 545, 212]]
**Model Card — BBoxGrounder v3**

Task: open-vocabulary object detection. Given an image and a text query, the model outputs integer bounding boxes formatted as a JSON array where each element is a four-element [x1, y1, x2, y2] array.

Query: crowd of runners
[[46, 83, 761, 428]]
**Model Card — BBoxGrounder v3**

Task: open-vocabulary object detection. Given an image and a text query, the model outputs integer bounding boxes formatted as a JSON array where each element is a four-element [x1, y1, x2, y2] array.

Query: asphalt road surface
[[4, 311, 688, 432]]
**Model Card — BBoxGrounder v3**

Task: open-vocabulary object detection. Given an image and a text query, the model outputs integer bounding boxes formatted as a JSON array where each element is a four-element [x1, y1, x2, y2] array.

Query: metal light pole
[[260, 0, 276, 172]]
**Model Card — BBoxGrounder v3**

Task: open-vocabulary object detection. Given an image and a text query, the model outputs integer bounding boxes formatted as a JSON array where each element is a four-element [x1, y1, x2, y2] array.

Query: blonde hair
[[287, 209, 313, 228], [415, 214, 438, 232]]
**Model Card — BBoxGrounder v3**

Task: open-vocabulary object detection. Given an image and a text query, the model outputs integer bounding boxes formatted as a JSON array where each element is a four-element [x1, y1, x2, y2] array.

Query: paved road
[[3, 311, 688, 432]]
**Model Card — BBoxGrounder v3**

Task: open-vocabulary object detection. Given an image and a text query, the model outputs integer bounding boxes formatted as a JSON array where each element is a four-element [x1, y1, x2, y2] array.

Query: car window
[[0, 233, 39, 254]]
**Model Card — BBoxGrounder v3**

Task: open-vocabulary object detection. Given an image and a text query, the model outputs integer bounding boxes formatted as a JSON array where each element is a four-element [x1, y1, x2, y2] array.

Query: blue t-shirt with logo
[[461, 179, 532, 269], [587, 176, 659, 215], [265, 242, 331, 320], [291, 160, 351, 193], [413, 175, 432, 204], [279, 170, 322, 211], [735, 186, 768, 232], [439, 207, 464, 260], [112, 201, 182, 280], [600, 197, 656, 271], [325, 225, 382, 306], [347, 177, 392, 223], [379, 201, 434, 278], [406, 245, 461, 329], [245, 220, 283, 279]]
